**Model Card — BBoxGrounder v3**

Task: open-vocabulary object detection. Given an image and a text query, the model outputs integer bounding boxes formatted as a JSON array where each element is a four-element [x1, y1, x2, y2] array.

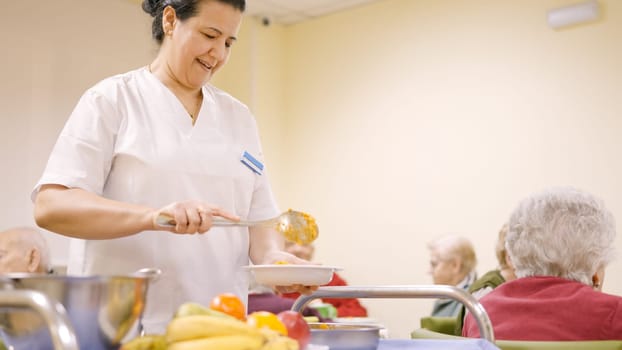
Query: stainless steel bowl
[[309, 323, 380, 350], [0, 269, 158, 350]]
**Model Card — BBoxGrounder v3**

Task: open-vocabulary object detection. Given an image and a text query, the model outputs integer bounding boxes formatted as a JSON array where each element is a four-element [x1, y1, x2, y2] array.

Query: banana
[[258, 328, 281, 342], [166, 315, 263, 343], [175, 302, 236, 320], [168, 334, 264, 350], [120, 334, 167, 350], [260, 336, 299, 350]]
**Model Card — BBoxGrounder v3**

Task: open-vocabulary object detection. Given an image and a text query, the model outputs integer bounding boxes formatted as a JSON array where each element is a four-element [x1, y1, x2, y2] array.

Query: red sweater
[[281, 272, 368, 317], [463, 276, 622, 340]]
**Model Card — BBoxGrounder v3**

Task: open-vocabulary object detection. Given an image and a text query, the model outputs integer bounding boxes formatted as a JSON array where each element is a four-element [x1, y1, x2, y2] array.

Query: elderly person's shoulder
[[486, 276, 621, 302], [465, 275, 622, 339]]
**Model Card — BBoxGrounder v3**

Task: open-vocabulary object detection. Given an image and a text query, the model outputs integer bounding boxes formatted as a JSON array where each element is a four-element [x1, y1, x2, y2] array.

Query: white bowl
[[244, 265, 342, 286]]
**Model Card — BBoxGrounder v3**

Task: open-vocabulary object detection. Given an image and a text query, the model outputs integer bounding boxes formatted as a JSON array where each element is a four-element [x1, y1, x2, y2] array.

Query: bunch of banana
[[168, 334, 264, 350], [167, 314, 264, 342], [174, 302, 236, 319], [120, 334, 167, 350], [258, 329, 299, 350], [122, 302, 300, 350]]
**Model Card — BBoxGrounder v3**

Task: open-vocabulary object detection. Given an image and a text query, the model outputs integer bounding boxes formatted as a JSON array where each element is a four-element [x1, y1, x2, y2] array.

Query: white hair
[[428, 234, 477, 275], [506, 187, 616, 285]]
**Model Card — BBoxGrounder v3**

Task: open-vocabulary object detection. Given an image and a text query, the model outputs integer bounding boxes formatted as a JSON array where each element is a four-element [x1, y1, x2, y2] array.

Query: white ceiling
[[127, 0, 383, 25], [245, 0, 382, 25]]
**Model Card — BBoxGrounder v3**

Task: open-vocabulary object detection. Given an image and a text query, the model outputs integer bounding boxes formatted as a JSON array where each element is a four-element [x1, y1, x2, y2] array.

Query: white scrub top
[[34, 67, 280, 332]]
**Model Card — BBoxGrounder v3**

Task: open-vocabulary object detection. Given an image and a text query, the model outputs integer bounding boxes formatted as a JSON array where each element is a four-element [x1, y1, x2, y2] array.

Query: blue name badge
[[240, 151, 264, 175]]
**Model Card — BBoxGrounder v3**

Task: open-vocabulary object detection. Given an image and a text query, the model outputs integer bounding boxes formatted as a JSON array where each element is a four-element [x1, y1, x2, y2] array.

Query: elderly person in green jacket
[[455, 224, 517, 334], [427, 235, 478, 317]]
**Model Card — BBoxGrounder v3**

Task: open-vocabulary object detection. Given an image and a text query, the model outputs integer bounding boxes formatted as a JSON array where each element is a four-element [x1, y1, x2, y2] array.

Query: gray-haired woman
[[463, 187, 622, 340]]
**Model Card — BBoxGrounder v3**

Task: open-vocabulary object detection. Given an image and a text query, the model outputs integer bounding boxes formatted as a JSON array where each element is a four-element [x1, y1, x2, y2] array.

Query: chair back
[[419, 316, 459, 335]]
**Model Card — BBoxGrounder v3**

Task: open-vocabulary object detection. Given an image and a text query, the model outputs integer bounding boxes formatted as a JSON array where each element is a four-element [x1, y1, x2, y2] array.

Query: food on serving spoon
[[279, 209, 319, 245]]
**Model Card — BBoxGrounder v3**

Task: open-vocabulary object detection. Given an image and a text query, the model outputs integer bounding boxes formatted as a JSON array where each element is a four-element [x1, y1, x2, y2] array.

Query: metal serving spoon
[[155, 209, 319, 244]]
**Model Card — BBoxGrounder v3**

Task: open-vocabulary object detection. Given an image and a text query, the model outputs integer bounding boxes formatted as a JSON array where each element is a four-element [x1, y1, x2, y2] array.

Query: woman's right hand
[[153, 200, 240, 234]]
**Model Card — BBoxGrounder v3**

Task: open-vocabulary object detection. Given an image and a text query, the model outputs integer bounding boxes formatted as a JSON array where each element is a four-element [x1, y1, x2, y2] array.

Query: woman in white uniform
[[32, 0, 313, 332]]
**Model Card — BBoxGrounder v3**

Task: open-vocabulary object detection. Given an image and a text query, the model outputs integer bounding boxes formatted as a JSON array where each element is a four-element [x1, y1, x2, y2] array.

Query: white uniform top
[[33, 67, 279, 332]]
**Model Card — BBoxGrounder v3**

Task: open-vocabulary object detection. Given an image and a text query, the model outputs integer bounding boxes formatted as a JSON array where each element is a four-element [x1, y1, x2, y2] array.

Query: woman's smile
[[197, 58, 214, 71]]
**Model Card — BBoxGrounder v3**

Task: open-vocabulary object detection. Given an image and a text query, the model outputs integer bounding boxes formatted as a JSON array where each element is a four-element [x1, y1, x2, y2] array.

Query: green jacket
[[454, 269, 505, 335]]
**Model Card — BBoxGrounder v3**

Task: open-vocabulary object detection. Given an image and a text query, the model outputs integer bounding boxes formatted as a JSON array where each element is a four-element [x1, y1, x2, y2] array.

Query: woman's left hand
[[274, 283, 318, 295], [262, 250, 320, 295]]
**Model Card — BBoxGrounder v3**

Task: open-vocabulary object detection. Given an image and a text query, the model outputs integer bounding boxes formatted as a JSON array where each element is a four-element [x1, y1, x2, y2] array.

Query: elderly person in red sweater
[[281, 242, 368, 317], [463, 187, 622, 340]]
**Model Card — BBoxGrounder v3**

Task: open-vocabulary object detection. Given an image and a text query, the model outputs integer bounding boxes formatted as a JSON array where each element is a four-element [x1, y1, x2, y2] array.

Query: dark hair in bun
[[141, 0, 160, 17], [142, 0, 246, 44]]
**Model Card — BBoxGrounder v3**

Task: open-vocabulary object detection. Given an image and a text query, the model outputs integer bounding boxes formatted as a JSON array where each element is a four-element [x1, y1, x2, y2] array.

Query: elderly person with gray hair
[[427, 235, 477, 317], [463, 187, 622, 340], [0, 227, 51, 274]]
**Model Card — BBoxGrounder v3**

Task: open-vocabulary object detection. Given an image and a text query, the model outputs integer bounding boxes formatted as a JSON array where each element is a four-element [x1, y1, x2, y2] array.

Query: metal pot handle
[[131, 268, 162, 337], [0, 290, 79, 350]]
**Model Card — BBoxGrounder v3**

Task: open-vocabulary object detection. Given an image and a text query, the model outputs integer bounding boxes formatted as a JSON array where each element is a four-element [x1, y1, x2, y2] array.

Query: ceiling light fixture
[[546, 0, 600, 29]]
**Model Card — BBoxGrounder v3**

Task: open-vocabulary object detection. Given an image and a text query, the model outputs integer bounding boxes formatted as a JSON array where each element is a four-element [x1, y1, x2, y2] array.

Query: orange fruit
[[209, 293, 246, 320]]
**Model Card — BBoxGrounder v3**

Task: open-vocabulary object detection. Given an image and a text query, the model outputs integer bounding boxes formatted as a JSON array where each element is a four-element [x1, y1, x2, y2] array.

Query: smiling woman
[[144, 0, 244, 122], [31, 0, 318, 335]]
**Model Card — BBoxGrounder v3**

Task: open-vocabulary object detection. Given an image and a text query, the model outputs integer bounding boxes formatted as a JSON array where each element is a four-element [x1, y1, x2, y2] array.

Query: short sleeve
[[32, 89, 121, 199]]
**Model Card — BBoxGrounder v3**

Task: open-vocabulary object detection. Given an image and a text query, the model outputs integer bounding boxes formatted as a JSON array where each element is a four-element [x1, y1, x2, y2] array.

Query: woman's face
[[428, 250, 460, 285], [164, 0, 242, 88]]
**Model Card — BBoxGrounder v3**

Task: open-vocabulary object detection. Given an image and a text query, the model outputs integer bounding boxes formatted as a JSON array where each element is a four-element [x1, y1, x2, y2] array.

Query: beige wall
[[2, 0, 621, 339], [219, 0, 622, 338], [0, 0, 155, 264]]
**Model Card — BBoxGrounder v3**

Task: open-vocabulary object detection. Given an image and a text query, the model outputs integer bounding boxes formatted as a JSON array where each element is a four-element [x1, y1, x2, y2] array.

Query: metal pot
[[0, 268, 160, 350], [308, 323, 381, 350]]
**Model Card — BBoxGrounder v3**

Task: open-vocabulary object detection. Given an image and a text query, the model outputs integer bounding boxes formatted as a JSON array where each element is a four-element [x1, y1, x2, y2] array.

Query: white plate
[[244, 265, 342, 286]]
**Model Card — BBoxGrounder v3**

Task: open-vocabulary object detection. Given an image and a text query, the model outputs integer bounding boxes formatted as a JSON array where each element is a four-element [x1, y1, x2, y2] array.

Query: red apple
[[277, 310, 311, 349]]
